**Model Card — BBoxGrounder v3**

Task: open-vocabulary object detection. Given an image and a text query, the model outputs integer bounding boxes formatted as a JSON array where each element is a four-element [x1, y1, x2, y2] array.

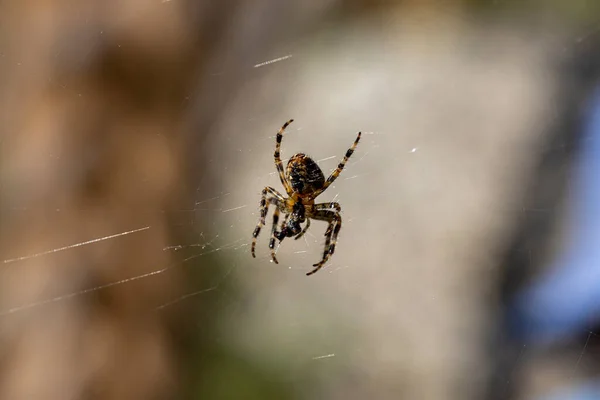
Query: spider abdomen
[[286, 153, 325, 196]]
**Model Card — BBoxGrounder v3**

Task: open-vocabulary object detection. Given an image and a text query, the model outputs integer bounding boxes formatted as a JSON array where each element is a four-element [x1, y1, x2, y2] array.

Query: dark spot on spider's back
[[286, 153, 325, 196]]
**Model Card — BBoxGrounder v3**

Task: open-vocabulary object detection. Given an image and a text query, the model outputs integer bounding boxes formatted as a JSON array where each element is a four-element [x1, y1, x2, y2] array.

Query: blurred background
[[2, 1, 600, 399]]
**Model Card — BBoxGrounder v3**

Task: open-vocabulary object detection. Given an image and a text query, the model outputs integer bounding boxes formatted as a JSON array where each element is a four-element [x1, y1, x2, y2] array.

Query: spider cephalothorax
[[276, 202, 305, 240], [251, 119, 361, 276]]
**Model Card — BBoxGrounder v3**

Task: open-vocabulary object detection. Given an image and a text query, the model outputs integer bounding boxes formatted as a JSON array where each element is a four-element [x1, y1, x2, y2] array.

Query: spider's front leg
[[251, 187, 285, 258], [293, 218, 310, 240], [294, 202, 338, 241], [268, 212, 289, 264], [307, 209, 342, 276]]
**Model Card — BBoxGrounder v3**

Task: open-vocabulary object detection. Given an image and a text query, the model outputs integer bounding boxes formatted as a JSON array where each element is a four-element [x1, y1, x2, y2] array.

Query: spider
[[251, 119, 361, 276]]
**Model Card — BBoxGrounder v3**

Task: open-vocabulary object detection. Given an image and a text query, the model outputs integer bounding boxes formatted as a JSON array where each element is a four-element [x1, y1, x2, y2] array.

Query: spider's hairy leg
[[251, 186, 285, 258], [313, 131, 361, 198], [314, 202, 341, 213], [269, 214, 290, 264], [275, 119, 294, 195], [312, 202, 341, 238], [306, 210, 341, 276], [294, 218, 311, 240], [268, 208, 284, 264]]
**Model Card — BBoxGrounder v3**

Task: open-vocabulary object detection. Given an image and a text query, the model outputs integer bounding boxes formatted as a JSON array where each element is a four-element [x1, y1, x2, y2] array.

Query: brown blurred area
[[0, 1, 342, 399], [0, 2, 201, 399], [0, 1, 598, 399]]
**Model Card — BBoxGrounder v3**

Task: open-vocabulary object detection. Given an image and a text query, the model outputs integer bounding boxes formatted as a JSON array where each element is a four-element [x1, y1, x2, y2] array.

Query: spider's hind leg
[[274, 119, 294, 195], [312, 131, 361, 198]]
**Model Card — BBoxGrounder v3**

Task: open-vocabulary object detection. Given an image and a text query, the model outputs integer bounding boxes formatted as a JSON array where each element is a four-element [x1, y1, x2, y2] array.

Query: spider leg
[[251, 186, 285, 258], [312, 202, 341, 238], [314, 202, 341, 213], [274, 119, 294, 195], [294, 218, 311, 240], [268, 207, 281, 263], [312, 132, 361, 199], [269, 210, 289, 264], [293, 202, 339, 242], [306, 209, 341, 276]]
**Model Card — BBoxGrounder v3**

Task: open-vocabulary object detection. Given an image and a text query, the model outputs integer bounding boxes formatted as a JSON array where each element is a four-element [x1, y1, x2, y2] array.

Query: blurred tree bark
[[0, 1, 345, 399], [0, 2, 238, 399]]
